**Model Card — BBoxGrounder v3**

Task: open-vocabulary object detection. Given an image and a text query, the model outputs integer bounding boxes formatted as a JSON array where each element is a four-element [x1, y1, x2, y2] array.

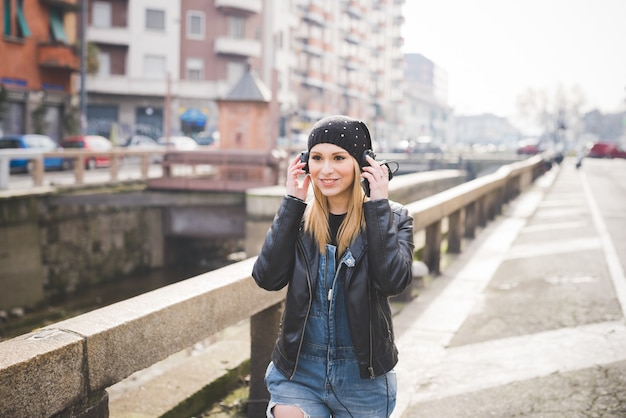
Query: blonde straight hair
[[304, 160, 366, 255]]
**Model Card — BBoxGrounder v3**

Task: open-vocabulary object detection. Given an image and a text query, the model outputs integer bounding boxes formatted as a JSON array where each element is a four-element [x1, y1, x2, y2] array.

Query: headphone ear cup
[[300, 151, 309, 173], [362, 149, 376, 168]]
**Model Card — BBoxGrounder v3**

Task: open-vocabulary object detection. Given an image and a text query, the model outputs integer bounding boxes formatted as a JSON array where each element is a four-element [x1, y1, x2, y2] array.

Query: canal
[[0, 258, 233, 342]]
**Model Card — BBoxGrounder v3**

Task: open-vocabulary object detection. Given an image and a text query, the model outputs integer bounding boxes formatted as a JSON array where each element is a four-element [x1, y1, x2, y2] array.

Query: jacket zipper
[[377, 296, 393, 343], [368, 285, 375, 379], [290, 239, 312, 380]]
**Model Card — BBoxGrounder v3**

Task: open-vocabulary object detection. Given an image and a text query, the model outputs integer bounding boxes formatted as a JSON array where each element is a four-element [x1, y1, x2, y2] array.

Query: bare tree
[[516, 84, 586, 149]]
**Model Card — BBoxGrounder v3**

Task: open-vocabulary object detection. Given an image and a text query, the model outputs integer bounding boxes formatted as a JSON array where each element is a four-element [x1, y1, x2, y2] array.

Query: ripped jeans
[[264, 355, 396, 418]]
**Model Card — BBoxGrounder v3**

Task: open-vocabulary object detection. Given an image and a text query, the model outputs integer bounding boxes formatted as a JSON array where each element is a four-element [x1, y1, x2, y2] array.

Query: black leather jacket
[[252, 195, 414, 379]]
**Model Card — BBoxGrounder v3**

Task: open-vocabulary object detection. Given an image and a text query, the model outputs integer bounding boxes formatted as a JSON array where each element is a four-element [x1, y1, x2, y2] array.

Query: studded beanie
[[307, 115, 373, 167]]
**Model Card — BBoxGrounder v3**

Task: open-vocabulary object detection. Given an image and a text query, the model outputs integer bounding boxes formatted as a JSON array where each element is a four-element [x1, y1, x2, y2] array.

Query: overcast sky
[[402, 0, 626, 120]]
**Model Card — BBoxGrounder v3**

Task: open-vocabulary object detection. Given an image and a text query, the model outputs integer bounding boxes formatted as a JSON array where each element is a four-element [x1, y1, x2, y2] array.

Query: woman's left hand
[[362, 154, 389, 200]]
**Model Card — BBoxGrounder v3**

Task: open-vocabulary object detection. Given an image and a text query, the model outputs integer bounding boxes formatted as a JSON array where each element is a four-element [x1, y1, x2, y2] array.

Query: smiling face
[[308, 142, 357, 212]]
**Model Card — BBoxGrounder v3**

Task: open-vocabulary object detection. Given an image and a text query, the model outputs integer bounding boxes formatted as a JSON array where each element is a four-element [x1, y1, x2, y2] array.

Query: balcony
[[302, 38, 325, 57], [214, 36, 261, 57], [87, 26, 131, 46], [86, 75, 167, 96], [37, 42, 79, 71], [38, 0, 80, 11], [215, 0, 261, 14], [344, 29, 361, 45], [303, 6, 326, 26], [302, 74, 326, 90]]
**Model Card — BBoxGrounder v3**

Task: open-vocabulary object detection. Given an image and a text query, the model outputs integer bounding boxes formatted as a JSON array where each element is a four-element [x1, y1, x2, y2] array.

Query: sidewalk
[[392, 159, 626, 417]]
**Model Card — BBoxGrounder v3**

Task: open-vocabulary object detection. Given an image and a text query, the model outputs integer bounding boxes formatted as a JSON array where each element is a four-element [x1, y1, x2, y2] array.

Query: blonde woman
[[253, 115, 414, 417]]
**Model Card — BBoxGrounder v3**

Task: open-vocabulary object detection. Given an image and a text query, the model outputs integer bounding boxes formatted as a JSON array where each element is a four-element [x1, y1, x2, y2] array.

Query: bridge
[[0, 153, 561, 417], [0, 147, 522, 192]]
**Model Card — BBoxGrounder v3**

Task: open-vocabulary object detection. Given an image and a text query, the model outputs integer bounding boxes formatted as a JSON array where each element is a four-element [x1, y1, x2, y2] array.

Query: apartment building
[[85, 0, 264, 141], [1, 0, 406, 147], [286, 0, 406, 148], [0, 0, 80, 141], [402, 53, 453, 146], [84, 0, 407, 146]]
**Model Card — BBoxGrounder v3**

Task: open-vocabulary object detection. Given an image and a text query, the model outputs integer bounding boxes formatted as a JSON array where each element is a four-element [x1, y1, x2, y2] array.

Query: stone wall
[[0, 195, 45, 309], [41, 200, 164, 299], [0, 191, 164, 311]]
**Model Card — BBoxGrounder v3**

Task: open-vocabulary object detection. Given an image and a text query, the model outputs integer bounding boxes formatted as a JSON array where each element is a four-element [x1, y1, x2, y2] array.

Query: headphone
[[299, 149, 397, 196]]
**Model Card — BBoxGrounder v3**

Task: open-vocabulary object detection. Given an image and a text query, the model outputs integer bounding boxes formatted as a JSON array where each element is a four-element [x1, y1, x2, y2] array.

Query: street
[[393, 157, 626, 417]]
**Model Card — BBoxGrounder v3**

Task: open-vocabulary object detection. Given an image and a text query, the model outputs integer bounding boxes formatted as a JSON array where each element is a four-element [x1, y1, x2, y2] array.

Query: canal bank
[[0, 182, 247, 316], [0, 260, 236, 341]]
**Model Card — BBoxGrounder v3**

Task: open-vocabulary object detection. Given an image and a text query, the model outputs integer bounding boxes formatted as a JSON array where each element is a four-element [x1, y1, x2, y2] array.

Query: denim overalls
[[265, 245, 397, 418]]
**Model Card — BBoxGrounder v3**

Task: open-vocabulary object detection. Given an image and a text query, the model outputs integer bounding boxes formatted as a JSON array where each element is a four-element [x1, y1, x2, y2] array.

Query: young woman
[[252, 115, 415, 417]]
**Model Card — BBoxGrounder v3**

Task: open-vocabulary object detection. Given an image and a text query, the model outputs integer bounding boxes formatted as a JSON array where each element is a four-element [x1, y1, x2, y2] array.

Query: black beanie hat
[[307, 115, 373, 167]]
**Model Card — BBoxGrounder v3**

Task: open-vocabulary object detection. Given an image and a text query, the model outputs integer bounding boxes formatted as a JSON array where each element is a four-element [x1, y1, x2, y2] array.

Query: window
[[4, 0, 32, 38], [146, 9, 165, 31], [92, 1, 112, 28], [227, 62, 244, 87], [186, 58, 203, 80], [186, 11, 204, 40], [143, 55, 165, 79], [97, 52, 110, 76], [228, 16, 245, 39], [50, 8, 67, 42], [3, 0, 12, 36], [16, 0, 30, 37]]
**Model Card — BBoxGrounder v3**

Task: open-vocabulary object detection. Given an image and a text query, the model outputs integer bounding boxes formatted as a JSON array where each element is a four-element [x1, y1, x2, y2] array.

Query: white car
[[123, 135, 164, 163], [157, 136, 198, 151]]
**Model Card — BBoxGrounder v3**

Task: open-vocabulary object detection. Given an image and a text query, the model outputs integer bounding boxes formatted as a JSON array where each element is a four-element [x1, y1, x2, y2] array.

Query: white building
[[83, 0, 406, 146]]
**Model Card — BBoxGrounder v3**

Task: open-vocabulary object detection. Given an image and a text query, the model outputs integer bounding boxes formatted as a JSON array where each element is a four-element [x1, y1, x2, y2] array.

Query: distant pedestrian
[[575, 147, 585, 169], [252, 115, 415, 417]]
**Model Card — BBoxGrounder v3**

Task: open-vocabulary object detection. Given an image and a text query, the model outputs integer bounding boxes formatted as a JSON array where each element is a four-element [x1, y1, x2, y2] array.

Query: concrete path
[[393, 158, 626, 418]]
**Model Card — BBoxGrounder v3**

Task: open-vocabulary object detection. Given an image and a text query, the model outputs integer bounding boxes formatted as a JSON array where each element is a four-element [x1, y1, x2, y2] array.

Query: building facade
[[85, 0, 407, 147], [0, 0, 80, 141], [2, 0, 407, 149], [402, 53, 453, 147]]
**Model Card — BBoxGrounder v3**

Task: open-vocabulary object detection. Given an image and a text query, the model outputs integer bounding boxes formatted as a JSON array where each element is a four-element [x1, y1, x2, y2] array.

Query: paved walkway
[[392, 159, 626, 418]]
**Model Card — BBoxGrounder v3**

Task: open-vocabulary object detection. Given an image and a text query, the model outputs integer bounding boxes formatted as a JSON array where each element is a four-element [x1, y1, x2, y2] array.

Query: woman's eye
[[311, 155, 321, 161], [334, 156, 345, 161]]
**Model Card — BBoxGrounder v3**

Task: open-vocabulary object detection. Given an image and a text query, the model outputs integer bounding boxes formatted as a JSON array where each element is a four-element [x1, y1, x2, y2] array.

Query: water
[[0, 261, 229, 341]]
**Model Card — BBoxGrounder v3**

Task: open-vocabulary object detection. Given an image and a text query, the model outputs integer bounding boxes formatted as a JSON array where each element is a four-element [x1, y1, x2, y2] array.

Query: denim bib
[[302, 244, 356, 356]]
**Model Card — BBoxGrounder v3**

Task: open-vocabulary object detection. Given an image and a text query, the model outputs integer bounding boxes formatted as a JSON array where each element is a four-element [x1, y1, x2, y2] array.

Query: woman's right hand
[[286, 154, 310, 201]]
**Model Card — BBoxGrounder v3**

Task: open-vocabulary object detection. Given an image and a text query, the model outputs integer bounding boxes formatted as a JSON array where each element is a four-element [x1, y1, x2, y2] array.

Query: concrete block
[[42, 258, 285, 392], [0, 329, 85, 417]]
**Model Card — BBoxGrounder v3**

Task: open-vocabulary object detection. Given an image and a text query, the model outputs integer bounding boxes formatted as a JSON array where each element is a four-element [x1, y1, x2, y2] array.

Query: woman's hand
[[362, 154, 389, 200], [286, 154, 310, 201]]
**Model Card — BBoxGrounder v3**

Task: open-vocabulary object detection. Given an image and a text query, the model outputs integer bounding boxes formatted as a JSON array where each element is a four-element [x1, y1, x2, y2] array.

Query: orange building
[[0, 0, 80, 142]]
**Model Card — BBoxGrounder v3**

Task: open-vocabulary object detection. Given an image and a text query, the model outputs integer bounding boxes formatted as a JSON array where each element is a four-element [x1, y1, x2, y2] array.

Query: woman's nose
[[321, 161, 334, 173]]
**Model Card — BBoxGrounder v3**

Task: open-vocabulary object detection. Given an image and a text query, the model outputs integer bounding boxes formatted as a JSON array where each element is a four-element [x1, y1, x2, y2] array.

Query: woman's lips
[[319, 178, 338, 186]]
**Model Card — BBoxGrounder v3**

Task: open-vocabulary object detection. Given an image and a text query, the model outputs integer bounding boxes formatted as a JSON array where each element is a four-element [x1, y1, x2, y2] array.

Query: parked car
[[194, 131, 220, 147], [122, 135, 157, 148], [392, 138, 442, 155], [0, 134, 71, 172], [121, 135, 164, 162], [61, 135, 113, 169], [516, 139, 542, 155], [587, 141, 626, 159], [157, 135, 198, 151]]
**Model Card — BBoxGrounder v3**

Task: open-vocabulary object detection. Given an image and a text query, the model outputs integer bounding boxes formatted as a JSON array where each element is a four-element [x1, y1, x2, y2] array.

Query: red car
[[516, 139, 542, 155], [587, 142, 626, 159], [61, 135, 113, 169]]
